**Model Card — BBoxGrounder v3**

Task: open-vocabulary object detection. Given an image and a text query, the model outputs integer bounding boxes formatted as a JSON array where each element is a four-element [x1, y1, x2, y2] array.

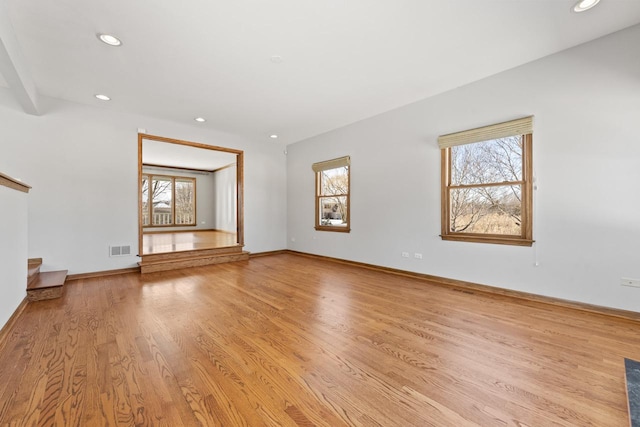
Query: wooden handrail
[[0, 172, 31, 193]]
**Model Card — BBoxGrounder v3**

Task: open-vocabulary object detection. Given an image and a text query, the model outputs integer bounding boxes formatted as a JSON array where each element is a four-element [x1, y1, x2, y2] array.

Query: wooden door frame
[[138, 133, 244, 256]]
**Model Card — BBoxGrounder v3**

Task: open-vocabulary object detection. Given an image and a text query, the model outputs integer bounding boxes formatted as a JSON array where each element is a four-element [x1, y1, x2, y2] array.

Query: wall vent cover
[[110, 245, 131, 257]]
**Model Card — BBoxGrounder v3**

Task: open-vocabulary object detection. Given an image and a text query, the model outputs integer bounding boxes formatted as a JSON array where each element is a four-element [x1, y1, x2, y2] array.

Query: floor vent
[[110, 245, 132, 257]]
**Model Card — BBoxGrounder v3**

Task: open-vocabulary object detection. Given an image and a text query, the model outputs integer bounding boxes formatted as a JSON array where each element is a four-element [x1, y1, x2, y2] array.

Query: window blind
[[438, 116, 533, 149], [311, 156, 350, 172]]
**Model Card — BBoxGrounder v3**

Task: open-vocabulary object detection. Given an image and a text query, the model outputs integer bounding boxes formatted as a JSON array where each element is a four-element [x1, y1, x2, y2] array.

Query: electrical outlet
[[621, 278, 640, 288], [414, 253, 423, 259], [401, 252, 409, 258]]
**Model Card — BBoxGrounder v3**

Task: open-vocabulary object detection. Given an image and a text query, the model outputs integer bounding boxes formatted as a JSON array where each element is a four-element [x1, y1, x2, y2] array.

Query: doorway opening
[[138, 134, 244, 259]]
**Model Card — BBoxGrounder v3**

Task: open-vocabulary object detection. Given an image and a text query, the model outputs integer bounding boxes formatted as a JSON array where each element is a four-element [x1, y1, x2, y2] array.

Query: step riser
[[27, 287, 64, 301], [143, 246, 243, 263], [141, 252, 249, 274], [26, 268, 68, 301]]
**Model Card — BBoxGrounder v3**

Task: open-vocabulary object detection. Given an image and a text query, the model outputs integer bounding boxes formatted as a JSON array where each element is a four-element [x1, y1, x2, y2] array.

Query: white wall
[[142, 166, 217, 232], [0, 92, 287, 274], [213, 165, 237, 233], [0, 183, 28, 330], [287, 25, 640, 312]]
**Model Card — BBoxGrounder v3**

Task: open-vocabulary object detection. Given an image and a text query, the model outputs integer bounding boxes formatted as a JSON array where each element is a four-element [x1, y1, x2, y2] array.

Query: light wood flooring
[[1, 253, 639, 426], [142, 230, 238, 255]]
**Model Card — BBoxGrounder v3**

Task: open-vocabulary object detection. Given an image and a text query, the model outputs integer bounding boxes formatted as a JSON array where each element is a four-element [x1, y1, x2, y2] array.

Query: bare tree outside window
[[142, 174, 196, 226], [319, 167, 349, 226], [449, 136, 522, 235], [314, 160, 350, 232], [175, 179, 195, 224]]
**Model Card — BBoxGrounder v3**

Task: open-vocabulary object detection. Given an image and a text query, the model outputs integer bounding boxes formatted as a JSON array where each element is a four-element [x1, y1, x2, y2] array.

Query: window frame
[[313, 157, 351, 233], [440, 129, 533, 247], [142, 173, 197, 228]]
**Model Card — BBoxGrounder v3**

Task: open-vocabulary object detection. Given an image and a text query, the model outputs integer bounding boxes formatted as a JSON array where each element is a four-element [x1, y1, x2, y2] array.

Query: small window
[[439, 117, 533, 246], [312, 156, 350, 232], [142, 174, 196, 227]]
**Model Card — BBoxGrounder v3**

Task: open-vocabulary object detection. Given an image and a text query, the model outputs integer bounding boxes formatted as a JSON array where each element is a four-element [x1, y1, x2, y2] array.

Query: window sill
[[440, 234, 534, 247], [315, 226, 351, 233]]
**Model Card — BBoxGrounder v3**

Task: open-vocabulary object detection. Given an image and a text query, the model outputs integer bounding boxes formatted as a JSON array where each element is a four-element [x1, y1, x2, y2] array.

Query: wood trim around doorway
[[138, 133, 245, 255]]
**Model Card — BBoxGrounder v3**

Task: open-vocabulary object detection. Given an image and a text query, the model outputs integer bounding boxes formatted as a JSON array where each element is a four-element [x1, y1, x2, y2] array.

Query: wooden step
[[140, 251, 250, 274], [27, 258, 42, 287], [27, 270, 67, 301], [142, 245, 243, 263]]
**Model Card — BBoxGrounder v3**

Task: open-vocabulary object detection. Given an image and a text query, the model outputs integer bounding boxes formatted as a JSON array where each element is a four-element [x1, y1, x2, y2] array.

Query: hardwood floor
[[1, 253, 638, 426], [142, 230, 238, 255]]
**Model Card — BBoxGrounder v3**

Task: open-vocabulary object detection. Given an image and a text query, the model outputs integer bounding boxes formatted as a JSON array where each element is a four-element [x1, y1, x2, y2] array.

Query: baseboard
[[249, 250, 288, 258], [285, 250, 640, 323], [0, 296, 28, 353], [66, 267, 141, 281]]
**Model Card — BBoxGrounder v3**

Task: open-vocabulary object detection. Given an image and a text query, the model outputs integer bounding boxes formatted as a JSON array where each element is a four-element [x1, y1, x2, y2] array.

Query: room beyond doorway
[[138, 134, 245, 263]]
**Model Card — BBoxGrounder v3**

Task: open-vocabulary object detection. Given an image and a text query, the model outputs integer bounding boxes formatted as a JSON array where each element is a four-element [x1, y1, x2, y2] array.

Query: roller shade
[[438, 116, 533, 149], [312, 156, 350, 172]]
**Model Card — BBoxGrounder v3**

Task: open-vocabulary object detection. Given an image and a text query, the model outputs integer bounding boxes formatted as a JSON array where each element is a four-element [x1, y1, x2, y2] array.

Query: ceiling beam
[[0, 1, 39, 115]]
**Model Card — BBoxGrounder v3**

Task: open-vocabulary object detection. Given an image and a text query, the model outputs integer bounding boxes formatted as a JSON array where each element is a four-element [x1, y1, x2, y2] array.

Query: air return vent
[[109, 245, 131, 257]]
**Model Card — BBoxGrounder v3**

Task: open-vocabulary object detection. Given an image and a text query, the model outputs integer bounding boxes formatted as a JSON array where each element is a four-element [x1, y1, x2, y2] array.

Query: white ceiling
[[3, 0, 640, 145]]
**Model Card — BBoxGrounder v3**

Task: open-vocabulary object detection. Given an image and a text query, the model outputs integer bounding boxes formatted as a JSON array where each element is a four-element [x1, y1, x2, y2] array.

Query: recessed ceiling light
[[270, 56, 283, 64], [270, 134, 279, 139], [573, 0, 600, 12], [95, 94, 110, 101], [97, 33, 122, 46], [194, 117, 206, 122]]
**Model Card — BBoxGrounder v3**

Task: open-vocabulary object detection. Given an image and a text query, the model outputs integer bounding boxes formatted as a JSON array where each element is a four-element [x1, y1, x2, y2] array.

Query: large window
[[142, 174, 196, 226], [439, 117, 533, 246], [312, 156, 350, 232]]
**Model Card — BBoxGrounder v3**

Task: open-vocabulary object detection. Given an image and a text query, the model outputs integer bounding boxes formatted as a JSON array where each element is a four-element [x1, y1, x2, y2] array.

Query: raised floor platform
[[139, 246, 249, 273]]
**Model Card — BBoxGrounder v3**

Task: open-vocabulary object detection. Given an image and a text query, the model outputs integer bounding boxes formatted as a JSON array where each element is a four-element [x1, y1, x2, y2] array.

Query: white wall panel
[[0, 93, 287, 274], [286, 25, 640, 312]]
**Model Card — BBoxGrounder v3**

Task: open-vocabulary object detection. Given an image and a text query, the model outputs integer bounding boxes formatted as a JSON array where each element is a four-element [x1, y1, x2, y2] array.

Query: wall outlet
[[621, 278, 640, 288], [401, 252, 409, 258], [414, 253, 423, 259]]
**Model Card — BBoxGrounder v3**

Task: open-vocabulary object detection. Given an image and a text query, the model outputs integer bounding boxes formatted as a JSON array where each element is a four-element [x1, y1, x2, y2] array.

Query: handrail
[[0, 172, 31, 193]]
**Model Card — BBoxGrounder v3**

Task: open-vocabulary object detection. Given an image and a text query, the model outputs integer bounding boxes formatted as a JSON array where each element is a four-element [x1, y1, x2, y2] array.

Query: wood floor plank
[[0, 253, 639, 426], [142, 230, 238, 255]]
